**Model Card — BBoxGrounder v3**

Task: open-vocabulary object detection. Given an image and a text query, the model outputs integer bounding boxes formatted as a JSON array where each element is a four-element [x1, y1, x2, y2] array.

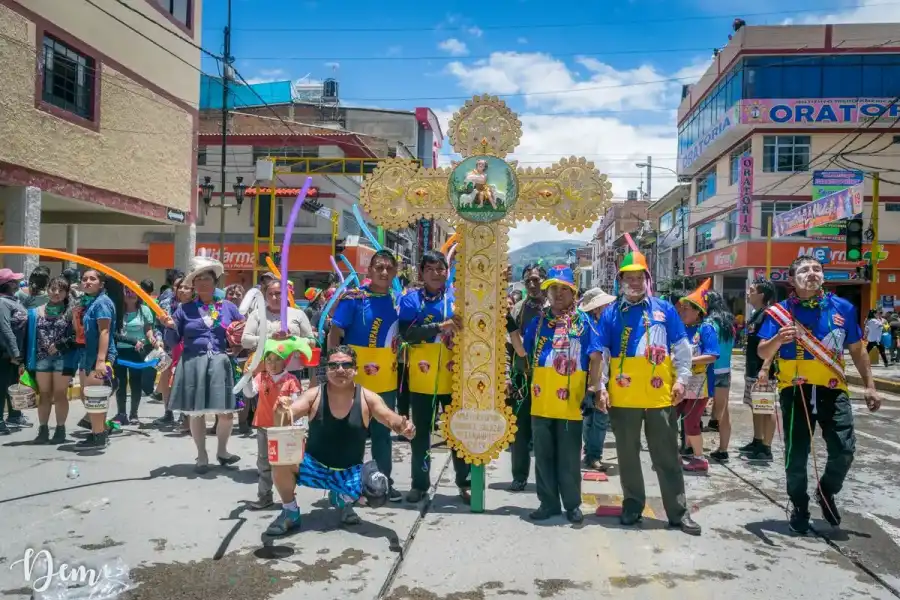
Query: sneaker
[[51, 426, 67, 444], [748, 446, 773, 461], [680, 446, 694, 458], [388, 487, 402, 503], [739, 439, 761, 454], [816, 489, 841, 526], [265, 509, 301, 536], [582, 457, 606, 471], [112, 414, 129, 427], [710, 450, 729, 462], [683, 457, 709, 472], [789, 507, 811, 534], [34, 425, 50, 444], [703, 420, 719, 433], [153, 412, 175, 426], [75, 432, 106, 448], [77, 417, 91, 430], [7, 414, 32, 428], [149, 392, 164, 403], [0, 421, 10, 436]]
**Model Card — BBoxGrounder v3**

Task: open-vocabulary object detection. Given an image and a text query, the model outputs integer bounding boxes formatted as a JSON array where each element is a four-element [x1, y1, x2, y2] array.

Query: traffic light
[[846, 217, 863, 262], [333, 238, 346, 256], [301, 194, 323, 215]]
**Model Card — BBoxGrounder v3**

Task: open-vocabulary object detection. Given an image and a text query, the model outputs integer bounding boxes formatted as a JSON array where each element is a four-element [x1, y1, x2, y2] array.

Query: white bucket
[[83, 386, 112, 414], [267, 406, 307, 466], [8, 384, 36, 411], [750, 388, 777, 415], [204, 413, 217, 427]]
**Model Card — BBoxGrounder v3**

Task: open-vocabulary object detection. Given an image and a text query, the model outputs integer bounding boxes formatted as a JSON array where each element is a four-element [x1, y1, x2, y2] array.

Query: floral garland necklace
[[196, 298, 224, 329], [788, 290, 832, 310]]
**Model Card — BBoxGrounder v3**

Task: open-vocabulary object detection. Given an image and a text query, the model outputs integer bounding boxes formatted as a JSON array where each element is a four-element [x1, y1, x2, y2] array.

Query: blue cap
[[541, 265, 577, 291]]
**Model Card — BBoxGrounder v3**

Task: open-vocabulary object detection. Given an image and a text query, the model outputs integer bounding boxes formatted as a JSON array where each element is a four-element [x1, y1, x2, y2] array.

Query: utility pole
[[645, 155, 652, 201], [219, 0, 233, 260], [680, 197, 687, 275], [871, 172, 880, 311]]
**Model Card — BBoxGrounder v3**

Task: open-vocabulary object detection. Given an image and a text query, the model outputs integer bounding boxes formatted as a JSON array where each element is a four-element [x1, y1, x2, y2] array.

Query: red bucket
[[300, 347, 321, 367]]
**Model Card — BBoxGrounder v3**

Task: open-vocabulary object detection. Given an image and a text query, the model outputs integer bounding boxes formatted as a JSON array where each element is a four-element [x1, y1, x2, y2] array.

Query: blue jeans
[[583, 408, 609, 461]]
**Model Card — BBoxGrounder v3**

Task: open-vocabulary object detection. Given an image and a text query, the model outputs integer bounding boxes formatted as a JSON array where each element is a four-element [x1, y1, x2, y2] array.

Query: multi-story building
[[649, 185, 690, 282], [590, 199, 649, 290], [1, 0, 201, 276], [677, 22, 900, 317]]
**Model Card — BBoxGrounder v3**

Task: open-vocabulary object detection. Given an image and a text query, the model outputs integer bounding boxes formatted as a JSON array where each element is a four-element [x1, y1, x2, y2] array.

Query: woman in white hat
[[161, 256, 244, 472]]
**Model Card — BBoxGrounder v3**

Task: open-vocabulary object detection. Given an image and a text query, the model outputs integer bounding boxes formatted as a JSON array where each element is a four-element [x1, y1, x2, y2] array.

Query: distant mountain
[[508, 240, 584, 281]]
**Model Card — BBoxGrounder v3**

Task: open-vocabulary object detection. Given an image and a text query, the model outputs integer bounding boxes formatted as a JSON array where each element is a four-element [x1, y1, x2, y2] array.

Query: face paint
[[794, 262, 823, 291]]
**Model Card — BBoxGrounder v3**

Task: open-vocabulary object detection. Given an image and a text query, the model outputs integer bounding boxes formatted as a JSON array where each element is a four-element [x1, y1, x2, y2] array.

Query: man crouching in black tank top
[[266, 345, 416, 536]]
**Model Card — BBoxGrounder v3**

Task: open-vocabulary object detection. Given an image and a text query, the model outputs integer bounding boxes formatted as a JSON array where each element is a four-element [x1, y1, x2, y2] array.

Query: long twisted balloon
[[329, 255, 344, 283], [352, 204, 402, 296], [280, 178, 313, 331], [318, 273, 358, 346]]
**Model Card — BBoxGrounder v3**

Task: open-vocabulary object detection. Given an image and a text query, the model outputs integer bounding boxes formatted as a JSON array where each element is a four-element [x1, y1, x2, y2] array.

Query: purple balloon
[[280, 177, 313, 332], [329, 255, 345, 283]]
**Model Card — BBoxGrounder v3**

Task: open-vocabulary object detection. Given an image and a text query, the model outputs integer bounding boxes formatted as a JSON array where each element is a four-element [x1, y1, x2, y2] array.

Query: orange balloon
[[0, 246, 165, 318], [440, 233, 460, 255], [264, 256, 295, 307]]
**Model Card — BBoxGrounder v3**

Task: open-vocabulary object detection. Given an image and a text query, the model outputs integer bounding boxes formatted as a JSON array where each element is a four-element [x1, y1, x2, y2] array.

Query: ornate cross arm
[[358, 158, 456, 230], [511, 157, 614, 233]]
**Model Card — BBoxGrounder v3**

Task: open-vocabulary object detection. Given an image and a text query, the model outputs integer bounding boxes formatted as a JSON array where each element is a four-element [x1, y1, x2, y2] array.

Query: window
[[659, 211, 674, 232], [253, 146, 320, 172], [742, 54, 900, 100], [696, 169, 717, 205], [763, 136, 810, 173], [695, 222, 714, 253], [343, 210, 361, 236], [760, 202, 808, 238], [726, 210, 739, 242], [886, 204, 900, 212], [197, 146, 207, 166], [153, 0, 191, 29], [41, 35, 96, 121], [677, 65, 743, 160], [729, 141, 751, 185]]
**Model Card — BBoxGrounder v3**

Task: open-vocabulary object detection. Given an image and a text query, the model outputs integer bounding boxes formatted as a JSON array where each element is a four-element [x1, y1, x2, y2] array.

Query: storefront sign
[[737, 156, 753, 238], [194, 245, 255, 270], [882, 295, 895, 310], [773, 180, 863, 237], [741, 98, 899, 125], [753, 268, 859, 282], [689, 246, 742, 274], [679, 105, 739, 171], [148, 242, 373, 273]]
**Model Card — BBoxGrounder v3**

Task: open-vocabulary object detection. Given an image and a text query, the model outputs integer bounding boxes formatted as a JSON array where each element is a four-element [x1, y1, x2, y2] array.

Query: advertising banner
[[679, 105, 740, 172], [741, 99, 898, 125], [808, 170, 865, 239], [773, 171, 864, 237], [737, 156, 753, 238]]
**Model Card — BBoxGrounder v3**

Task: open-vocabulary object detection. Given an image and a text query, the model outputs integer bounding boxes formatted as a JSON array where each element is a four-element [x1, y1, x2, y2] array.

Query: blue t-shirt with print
[[332, 286, 399, 348], [398, 288, 454, 343], [590, 297, 687, 357], [686, 321, 719, 397], [758, 296, 862, 358]]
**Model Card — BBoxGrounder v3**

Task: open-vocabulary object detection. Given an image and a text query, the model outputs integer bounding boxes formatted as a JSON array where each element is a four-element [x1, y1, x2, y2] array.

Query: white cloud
[[243, 68, 289, 85], [468, 26, 484, 37], [446, 51, 708, 113], [438, 38, 469, 56], [786, 0, 900, 24]]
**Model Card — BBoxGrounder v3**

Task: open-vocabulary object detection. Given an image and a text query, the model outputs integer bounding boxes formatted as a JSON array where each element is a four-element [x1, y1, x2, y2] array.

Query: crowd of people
[[0, 246, 883, 538]]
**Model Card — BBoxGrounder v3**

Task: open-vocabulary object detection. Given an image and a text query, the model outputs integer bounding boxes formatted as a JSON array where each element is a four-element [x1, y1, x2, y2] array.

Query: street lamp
[[232, 176, 248, 215], [200, 176, 215, 212]]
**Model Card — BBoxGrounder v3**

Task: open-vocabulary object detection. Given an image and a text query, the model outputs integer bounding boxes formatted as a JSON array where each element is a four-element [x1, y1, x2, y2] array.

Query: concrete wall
[[0, 0, 200, 212]]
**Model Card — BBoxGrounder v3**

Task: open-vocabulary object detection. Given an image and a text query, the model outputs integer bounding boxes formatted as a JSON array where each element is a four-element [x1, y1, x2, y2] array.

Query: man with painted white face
[[757, 255, 880, 534], [589, 251, 700, 535]]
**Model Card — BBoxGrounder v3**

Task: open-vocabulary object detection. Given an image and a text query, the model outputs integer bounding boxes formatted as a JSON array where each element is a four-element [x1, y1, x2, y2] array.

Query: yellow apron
[[408, 342, 453, 395], [531, 366, 586, 421], [608, 357, 675, 409], [775, 359, 846, 392], [350, 345, 397, 394]]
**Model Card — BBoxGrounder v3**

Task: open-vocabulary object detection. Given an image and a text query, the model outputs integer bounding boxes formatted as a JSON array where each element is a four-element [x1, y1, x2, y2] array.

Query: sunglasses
[[327, 361, 355, 371], [524, 277, 542, 284]]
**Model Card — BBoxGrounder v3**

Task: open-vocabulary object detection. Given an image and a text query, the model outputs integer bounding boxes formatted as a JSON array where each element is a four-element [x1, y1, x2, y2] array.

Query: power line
[[111, 0, 222, 60], [215, 2, 900, 32]]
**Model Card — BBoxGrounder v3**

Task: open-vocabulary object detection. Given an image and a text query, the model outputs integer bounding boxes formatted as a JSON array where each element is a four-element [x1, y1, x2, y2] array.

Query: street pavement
[[0, 358, 898, 600]]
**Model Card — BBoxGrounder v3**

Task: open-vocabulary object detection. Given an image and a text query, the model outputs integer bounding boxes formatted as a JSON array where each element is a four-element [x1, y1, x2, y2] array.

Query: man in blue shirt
[[758, 255, 881, 534]]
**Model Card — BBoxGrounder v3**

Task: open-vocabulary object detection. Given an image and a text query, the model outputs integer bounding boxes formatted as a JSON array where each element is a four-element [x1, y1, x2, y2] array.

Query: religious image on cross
[[359, 94, 614, 473]]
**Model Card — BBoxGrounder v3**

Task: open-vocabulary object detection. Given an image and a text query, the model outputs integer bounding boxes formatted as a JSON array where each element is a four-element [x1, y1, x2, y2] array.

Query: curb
[[847, 374, 900, 394]]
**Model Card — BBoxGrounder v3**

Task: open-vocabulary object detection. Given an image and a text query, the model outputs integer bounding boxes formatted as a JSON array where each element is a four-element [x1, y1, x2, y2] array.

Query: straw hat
[[183, 255, 224, 286], [580, 287, 616, 312]]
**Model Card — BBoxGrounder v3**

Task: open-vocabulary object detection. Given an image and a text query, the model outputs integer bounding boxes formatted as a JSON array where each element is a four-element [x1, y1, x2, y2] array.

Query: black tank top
[[305, 384, 367, 470]]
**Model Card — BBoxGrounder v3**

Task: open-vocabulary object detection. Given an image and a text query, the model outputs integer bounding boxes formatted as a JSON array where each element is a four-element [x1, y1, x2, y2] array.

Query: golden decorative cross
[[360, 95, 613, 479]]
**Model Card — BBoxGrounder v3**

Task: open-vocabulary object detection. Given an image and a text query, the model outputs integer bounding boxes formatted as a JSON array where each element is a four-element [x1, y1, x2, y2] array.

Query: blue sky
[[198, 0, 893, 249]]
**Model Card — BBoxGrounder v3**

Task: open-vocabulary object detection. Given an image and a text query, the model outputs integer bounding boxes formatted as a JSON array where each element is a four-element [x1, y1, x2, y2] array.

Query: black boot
[[34, 425, 50, 444], [75, 433, 96, 447], [51, 426, 67, 444]]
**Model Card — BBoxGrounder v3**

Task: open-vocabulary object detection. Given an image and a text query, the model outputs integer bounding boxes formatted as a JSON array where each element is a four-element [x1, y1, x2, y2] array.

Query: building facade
[[649, 185, 690, 283], [590, 199, 649, 290], [0, 0, 201, 276], [676, 23, 900, 318]]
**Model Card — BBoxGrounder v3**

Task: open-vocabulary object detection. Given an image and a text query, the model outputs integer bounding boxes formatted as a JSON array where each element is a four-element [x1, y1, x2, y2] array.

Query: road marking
[[856, 429, 900, 451], [867, 513, 900, 550]]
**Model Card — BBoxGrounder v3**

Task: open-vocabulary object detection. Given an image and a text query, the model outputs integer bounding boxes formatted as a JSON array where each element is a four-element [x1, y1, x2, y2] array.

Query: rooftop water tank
[[323, 78, 339, 102]]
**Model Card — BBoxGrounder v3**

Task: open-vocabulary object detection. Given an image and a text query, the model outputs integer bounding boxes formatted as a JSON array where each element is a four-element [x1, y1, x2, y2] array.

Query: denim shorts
[[35, 354, 77, 376], [714, 372, 731, 389]]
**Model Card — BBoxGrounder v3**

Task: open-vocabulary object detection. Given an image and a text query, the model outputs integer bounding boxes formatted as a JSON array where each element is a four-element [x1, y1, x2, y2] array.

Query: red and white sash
[[765, 303, 845, 383]]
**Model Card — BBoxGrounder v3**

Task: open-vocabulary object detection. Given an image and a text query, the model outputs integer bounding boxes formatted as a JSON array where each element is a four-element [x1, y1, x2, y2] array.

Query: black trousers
[[508, 387, 533, 483], [532, 417, 583, 513], [610, 406, 688, 521], [397, 363, 410, 418], [114, 367, 143, 417], [409, 392, 470, 491], [141, 367, 156, 396], [780, 385, 855, 511], [866, 341, 889, 366], [0, 358, 20, 421]]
